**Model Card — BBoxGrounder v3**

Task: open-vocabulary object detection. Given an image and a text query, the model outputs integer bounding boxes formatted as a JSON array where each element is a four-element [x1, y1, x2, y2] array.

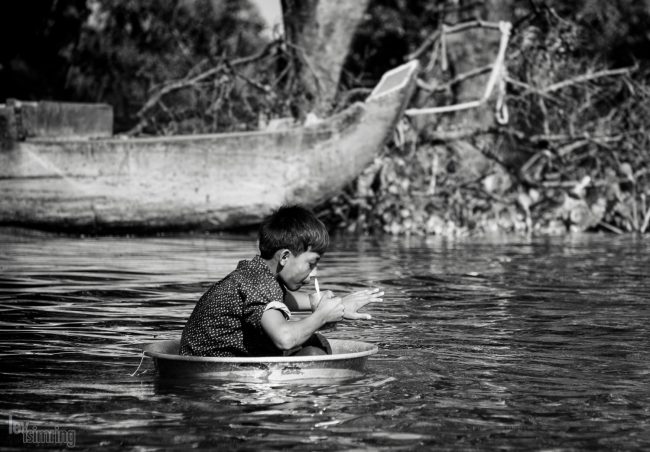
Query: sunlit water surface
[[0, 230, 649, 450]]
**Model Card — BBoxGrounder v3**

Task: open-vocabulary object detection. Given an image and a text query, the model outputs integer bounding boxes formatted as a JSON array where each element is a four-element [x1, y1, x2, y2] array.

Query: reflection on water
[[1, 229, 649, 449]]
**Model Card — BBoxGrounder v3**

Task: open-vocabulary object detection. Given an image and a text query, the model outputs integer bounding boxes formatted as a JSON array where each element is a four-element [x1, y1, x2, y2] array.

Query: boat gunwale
[[143, 338, 378, 364], [21, 102, 367, 145]]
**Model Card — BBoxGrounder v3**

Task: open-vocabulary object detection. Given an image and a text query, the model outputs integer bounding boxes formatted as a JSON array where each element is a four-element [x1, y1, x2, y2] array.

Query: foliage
[[342, 0, 443, 89], [0, 0, 273, 133], [69, 0, 270, 132], [0, 0, 88, 101], [501, 7, 650, 233], [321, 2, 650, 235], [537, 0, 650, 64]]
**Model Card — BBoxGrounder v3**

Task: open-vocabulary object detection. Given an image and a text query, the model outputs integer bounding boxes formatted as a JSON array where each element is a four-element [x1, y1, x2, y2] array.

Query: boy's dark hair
[[258, 205, 329, 259]]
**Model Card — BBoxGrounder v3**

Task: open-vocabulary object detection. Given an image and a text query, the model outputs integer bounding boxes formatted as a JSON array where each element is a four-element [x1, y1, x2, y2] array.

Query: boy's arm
[[283, 289, 312, 311], [284, 289, 336, 311], [284, 287, 384, 318], [261, 295, 343, 351]]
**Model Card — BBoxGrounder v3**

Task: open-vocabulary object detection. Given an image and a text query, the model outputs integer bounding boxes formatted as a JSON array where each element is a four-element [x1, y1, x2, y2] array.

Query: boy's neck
[[263, 256, 281, 276]]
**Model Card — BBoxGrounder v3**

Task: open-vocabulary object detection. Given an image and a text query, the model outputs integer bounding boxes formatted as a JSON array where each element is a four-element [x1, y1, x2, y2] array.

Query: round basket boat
[[143, 339, 378, 383]]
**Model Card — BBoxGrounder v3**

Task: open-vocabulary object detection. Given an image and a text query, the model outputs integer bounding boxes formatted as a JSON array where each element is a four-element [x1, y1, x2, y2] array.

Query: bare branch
[[599, 221, 624, 234], [228, 67, 272, 94], [229, 39, 283, 67], [136, 40, 283, 118], [135, 64, 227, 119], [407, 30, 441, 61], [504, 76, 558, 101], [542, 66, 636, 94], [417, 64, 493, 93]]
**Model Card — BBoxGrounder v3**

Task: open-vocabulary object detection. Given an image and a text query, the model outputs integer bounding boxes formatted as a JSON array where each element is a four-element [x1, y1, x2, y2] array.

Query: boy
[[179, 205, 383, 357]]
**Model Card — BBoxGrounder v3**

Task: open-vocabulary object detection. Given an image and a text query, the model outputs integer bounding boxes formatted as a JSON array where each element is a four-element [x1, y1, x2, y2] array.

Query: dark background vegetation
[[2, 0, 649, 235]]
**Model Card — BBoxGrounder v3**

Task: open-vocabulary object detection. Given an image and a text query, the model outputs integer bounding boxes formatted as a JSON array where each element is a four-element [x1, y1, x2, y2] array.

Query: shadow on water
[[1, 229, 649, 449]]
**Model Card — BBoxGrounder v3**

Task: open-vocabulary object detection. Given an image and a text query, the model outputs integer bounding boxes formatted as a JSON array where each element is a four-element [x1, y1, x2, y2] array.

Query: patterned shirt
[[179, 255, 290, 357]]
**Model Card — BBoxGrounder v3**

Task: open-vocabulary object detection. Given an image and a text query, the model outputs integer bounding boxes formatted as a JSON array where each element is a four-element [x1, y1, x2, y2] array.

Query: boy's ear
[[277, 249, 292, 266]]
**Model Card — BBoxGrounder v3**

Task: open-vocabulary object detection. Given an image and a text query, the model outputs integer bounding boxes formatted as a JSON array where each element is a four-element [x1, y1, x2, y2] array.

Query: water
[[1, 229, 649, 450]]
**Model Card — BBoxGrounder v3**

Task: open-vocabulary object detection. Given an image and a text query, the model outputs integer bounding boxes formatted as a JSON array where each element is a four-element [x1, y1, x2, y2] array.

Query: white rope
[[405, 21, 512, 119], [495, 66, 509, 125], [130, 351, 147, 377]]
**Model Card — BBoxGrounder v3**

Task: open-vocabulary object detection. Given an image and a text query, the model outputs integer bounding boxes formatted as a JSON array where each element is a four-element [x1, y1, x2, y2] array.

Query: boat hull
[[143, 338, 378, 383], [0, 61, 419, 231]]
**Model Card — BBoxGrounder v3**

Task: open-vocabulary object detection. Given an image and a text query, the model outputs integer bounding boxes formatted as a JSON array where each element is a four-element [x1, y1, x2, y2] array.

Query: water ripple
[[1, 230, 649, 450]]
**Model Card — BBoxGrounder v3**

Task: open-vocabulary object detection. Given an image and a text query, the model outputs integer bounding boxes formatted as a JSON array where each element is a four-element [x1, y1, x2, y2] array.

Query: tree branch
[[127, 40, 283, 135], [417, 64, 493, 93], [542, 65, 636, 93]]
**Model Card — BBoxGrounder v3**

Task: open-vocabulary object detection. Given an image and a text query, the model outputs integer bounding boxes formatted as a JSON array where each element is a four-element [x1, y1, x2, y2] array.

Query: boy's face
[[278, 247, 320, 291]]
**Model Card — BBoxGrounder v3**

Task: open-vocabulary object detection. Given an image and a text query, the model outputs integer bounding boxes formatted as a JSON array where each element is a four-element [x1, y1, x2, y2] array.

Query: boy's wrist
[[313, 308, 332, 328], [312, 307, 325, 324], [308, 293, 321, 312]]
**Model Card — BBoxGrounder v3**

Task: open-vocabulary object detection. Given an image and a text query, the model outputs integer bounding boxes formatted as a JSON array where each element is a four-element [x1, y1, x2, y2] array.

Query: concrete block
[[14, 100, 114, 139]]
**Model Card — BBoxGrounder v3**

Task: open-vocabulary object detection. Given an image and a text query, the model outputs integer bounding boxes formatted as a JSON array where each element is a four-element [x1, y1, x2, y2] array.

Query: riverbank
[[319, 10, 650, 237]]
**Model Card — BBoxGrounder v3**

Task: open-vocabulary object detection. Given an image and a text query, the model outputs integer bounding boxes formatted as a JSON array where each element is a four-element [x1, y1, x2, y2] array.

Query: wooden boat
[[0, 60, 419, 232], [143, 338, 378, 383]]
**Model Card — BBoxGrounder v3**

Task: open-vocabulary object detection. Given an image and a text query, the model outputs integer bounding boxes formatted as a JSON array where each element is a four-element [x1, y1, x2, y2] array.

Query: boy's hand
[[341, 288, 383, 320], [309, 290, 334, 312], [314, 293, 344, 323]]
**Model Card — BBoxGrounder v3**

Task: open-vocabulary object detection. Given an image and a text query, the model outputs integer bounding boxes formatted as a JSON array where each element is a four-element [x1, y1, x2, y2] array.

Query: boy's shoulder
[[205, 256, 283, 304], [197, 256, 284, 309], [201, 257, 274, 298], [229, 255, 281, 290]]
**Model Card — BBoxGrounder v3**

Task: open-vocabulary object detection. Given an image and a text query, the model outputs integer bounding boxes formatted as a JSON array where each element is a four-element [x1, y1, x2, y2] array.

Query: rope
[[495, 66, 509, 125], [130, 351, 147, 377], [405, 20, 512, 122]]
